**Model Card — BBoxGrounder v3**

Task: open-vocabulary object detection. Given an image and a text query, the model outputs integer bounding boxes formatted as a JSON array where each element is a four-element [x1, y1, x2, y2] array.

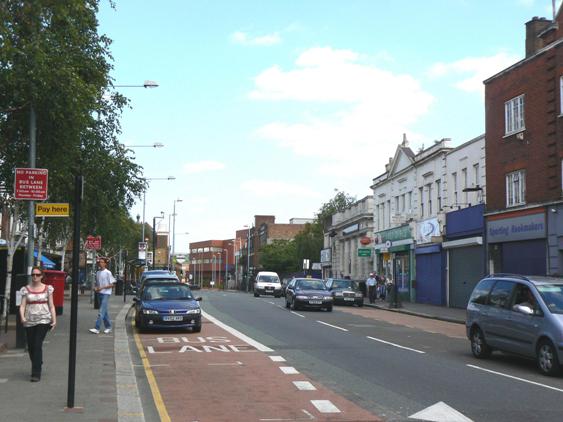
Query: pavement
[[363, 297, 467, 325], [0, 290, 139, 422]]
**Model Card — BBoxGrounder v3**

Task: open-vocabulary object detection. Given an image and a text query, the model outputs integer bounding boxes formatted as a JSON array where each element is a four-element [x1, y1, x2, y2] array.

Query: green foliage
[[259, 239, 299, 275], [0, 1, 145, 256], [316, 190, 356, 228]]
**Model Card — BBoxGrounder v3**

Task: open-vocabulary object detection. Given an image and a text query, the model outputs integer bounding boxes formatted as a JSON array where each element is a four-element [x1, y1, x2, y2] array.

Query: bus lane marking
[[280, 366, 299, 374], [269, 355, 286, 362]]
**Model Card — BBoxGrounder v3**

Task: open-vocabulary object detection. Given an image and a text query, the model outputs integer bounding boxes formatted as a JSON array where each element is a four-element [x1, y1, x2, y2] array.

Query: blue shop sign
[[487, 212, 545, 243]]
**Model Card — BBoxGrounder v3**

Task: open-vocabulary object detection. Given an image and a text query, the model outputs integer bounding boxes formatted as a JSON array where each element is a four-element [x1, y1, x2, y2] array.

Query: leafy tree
[[260, 240, 299, 275]]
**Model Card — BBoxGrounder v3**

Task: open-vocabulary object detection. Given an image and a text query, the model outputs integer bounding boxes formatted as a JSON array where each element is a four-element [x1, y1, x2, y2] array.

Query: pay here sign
[[14, 168, 48, 200]]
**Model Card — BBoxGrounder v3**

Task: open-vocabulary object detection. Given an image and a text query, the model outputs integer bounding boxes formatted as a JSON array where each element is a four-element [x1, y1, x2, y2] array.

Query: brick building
[[189, 239, 234, 288], [484, 7, 563, 275]]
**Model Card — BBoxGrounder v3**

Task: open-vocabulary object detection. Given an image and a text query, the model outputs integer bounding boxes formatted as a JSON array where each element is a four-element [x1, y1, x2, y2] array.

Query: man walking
[[89, 257, 115, 334], [366, 273, 377, 304]]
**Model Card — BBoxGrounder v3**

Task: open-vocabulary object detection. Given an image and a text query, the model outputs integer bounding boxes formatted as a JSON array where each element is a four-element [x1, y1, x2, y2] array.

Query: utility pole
[[26, 107, 36, 280]]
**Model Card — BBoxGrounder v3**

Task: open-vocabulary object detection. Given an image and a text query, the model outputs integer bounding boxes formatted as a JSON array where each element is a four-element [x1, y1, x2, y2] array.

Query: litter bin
[[115, 278, 124, 296], [43, 270, 66, 315]]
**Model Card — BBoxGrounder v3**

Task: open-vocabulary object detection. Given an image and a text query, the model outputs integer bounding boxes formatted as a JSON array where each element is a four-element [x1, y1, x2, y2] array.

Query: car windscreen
[[144, 277, 178, 283], [332, 279, 356, 289], [258, 275, 279, 283], [297, 280, 326, 290], [143, 285, 193, 300], [536, 284, 563, 314]]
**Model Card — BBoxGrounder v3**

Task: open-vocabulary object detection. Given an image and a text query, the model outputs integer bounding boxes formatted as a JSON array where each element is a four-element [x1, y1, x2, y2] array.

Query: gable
[[389, 148, 414, 176]]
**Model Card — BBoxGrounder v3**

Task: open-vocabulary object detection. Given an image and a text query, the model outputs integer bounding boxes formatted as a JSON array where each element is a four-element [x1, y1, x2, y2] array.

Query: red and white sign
[[14, 168, 48, 200], [85, 235, 102, 250]]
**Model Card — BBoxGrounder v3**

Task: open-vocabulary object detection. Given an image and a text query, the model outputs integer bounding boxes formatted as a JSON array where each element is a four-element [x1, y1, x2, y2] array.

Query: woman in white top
[[19, 266, 57, 382]]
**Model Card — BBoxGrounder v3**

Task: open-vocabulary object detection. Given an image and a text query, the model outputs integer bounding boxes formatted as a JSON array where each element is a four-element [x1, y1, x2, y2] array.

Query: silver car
[[466, 274, 563, 376]]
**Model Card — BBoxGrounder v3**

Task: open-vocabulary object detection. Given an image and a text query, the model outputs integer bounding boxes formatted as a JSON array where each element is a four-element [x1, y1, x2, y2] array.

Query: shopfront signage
[[377, 225, 411, 243], [416, 217, 441, 244], [358, 248, 372, 257], [487, 212, 546, 243]]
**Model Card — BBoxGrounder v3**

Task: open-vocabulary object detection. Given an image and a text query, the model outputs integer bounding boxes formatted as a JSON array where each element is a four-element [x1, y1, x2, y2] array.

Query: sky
[[97, 0, 562, 254]]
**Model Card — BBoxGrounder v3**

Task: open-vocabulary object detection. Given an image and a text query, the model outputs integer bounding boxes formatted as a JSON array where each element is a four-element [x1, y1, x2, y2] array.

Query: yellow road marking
[[132, 314, 171, 422]]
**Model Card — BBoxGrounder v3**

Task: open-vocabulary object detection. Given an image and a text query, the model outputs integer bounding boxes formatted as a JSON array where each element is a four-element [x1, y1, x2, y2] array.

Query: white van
[[254, 271, 282, 298]]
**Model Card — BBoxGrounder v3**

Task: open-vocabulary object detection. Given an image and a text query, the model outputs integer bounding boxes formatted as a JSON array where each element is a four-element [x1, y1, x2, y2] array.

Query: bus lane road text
[[146, 336, 259, 354]]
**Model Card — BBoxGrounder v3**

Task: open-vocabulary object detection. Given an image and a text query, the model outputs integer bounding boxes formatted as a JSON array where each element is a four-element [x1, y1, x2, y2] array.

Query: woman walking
[[19, 266, 57, 382]]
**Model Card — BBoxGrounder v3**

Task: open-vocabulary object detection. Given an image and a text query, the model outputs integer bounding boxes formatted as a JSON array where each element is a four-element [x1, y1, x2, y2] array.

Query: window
[[505, 95, 525, 135], [387, 200, 391, 227], [506, 170, 526, 207], [394, 196, 400, 215], [436, 180, 442, 211], [400, 194, 405, 212], [407, 191, 412, 212], [452, 172, 458, 205], [489, 280, 515, 308], [381, 203, 385, 230], [469, 279, 496, 305], [419, 187, 424, 217], [462, 168, 468, 204], [427, 183, 432, 215]]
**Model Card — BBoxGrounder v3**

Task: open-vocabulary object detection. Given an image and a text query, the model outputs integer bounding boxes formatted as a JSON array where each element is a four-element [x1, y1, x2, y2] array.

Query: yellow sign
[[35, 203, 70, 217]]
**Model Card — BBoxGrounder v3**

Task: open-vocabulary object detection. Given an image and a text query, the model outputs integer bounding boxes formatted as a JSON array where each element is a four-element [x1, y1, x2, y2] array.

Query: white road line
[[290, 311, 305, 318], [0, 379, 7, 383], [268, 301, 275, 305], [293, 381, 316, 391], [0, 353, 25, 358], [269, 356, 286, 362], [311, 400, 341, 413], [202, 310, 274, 352], [467, 364, 563, 393], [260, 409, 314, 421], [276, 305, 286, 310], [316, 320, 348, 332], [208, 361, 243, 366], [367, 336, 426, 354], [280, 366, 299, 374]]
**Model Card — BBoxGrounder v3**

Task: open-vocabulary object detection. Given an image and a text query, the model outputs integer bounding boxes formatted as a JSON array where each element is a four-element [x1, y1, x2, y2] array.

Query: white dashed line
[[0, 379, 7, 383], [293, 381, 316, 391], [276, 305, 286, 310], [280, 366, 299, 374], [316, 320, 349, 332], [269, 356, 286, 362], [467, 364, 563, 393], [311, 400, 341, 413], [268, 301, 275, 305], [367, 336, 426, 354], [290, 311, 305, 318]]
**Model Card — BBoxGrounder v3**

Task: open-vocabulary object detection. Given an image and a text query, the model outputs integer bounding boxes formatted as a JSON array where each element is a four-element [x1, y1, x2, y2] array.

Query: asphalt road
[[197, 290, 563, 422]]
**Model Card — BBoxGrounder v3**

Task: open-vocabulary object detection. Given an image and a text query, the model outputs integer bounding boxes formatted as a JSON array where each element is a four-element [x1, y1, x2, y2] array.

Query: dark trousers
[[26, 324, 50, 377], [368, 285, 376, 303]]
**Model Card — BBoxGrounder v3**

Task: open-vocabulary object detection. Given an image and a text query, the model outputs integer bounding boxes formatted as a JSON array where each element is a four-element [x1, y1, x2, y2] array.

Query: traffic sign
[[84, 235, 102, 250], [14, 168, 48, 200], [357, 248, 372, 257], [35, 203, 70, 217]]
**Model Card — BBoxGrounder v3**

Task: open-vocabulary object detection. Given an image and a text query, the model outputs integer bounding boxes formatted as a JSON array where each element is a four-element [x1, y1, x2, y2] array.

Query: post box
[[43, 270, 66, 315]]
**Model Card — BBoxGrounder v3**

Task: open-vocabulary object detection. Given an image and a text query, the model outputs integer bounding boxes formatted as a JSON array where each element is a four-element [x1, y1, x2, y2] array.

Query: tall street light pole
[[246, 225, 252, 293], [172, 198, 183, 260], [152, 212, 164, 269]]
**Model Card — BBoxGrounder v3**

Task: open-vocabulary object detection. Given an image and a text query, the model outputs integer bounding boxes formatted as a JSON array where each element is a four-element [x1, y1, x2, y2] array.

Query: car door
[[286, 279, 296, 303], [482, 280, 515, 350], [507, 283, 543, 357]]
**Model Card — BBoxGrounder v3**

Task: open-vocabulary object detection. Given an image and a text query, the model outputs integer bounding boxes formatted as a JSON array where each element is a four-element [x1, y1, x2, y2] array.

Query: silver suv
[[466, 274, 563, 376]]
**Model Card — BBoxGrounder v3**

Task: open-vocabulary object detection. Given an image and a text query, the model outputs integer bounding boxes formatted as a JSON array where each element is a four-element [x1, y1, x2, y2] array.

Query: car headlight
[[142, 309, 159, 315], [355, 293, 363, 298], [324, 296, 333, 301], [334, 292, 343, 296], [296, 295, 308, 300], [187, 309, 201, 314]]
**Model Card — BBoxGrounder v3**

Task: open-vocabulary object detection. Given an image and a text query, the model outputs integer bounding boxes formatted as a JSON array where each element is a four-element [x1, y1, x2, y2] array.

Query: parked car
[[139, 270, 175, 285], [285, 277, 333, 311], [134, 282, 202, 332], [138, 272, 179, 291], [254, 271, 282, 298], [466, 273, 563, 376], [325, 278, 364, 307]]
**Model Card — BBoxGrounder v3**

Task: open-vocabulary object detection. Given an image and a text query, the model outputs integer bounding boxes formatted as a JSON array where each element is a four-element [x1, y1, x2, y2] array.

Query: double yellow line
[[132, 314, 171, 422]]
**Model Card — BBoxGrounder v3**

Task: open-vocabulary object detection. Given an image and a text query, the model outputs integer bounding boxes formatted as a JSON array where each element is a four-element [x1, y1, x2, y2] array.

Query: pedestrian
[[19, 266, 57, 382], [89, 257, 116, 334], [376, 274, 386, 300], [366, 273, 377, 304]]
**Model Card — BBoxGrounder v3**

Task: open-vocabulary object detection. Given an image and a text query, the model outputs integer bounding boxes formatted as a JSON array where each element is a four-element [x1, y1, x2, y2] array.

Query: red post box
[[43, 270, 66, 315]]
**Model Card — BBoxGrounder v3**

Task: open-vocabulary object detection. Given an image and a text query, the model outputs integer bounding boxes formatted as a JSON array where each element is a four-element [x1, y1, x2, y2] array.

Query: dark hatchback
[[134, 283, 202, 332], [325, 278, 364, 307], [285, 278, 333, 311]]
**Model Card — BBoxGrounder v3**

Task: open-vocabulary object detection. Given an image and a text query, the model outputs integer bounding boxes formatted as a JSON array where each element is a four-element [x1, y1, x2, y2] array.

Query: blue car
[[134, 282, 202, 332]]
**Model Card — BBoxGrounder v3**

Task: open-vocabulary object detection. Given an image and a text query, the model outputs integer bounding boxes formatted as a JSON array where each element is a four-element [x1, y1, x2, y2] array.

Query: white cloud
[[240, 180, 321, 199], [250, 47, 434, 179], [428, 52, 520, 94], [230, 31, 281, 46], [183, 160, 225, 174]]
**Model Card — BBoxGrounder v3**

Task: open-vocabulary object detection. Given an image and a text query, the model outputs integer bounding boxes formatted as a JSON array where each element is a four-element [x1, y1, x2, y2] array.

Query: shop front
[[414, 217, 445, 305], [443, 204, 486, 308], [374, 225, 414, 302], [487, 208, 547, 276]]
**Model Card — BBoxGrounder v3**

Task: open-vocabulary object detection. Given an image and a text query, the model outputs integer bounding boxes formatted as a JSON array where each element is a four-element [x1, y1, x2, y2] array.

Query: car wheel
[[537, 340, 560, 376], [290, 299, 299, 311], [192, 325, 202, 333], [326, 305, 333, 312], [285, 298, 290, 308], [254, 292, 259, 297], [470, 327, 491, 359], [274, 294, 281, 298], [357, 302, 364, 307]]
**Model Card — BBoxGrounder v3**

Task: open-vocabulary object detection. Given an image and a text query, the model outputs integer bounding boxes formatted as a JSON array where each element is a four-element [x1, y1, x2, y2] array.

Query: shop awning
[[34, 250, 56, 269]]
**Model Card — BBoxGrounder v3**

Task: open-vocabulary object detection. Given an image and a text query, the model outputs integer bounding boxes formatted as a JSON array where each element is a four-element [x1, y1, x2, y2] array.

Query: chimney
[[525, 16, 551, 57]]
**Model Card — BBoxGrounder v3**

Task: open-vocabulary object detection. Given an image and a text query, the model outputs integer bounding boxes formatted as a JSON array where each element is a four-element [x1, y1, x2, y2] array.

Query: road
[[131, 290, 563, 421]]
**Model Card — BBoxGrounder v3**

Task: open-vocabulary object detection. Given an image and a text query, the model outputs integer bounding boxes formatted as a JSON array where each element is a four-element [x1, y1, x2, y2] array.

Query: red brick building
[[189, 239, 234, 288], [484, 7, 563, 275]]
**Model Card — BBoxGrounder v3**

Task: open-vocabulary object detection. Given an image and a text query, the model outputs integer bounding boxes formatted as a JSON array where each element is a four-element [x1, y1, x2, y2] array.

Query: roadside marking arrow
[[409, 401, 473, 422]]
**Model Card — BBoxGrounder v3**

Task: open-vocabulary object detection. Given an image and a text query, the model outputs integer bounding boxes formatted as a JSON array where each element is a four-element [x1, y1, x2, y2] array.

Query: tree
[[0, 1, 145, 309], [260, 240, 299, 275]]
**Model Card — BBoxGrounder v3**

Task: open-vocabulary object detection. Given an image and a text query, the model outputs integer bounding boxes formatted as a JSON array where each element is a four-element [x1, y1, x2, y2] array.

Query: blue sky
[[97, 0, 561, 253]]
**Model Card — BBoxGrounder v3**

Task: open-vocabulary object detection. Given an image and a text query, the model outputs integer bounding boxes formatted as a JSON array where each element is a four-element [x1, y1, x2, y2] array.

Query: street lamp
[[125, 142, 164, 148], [141, 176, 175, 247], [152, 212, 164, 269], [172, 198, 183, 259], [114, 80, 159, 89], [223, 242, 233, 290]]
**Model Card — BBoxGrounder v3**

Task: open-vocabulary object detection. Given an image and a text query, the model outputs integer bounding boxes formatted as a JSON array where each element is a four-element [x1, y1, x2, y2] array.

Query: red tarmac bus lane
[[135, 316, 381, 422]]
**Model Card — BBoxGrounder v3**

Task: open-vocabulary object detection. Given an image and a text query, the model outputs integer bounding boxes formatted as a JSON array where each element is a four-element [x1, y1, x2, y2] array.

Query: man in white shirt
[[89, 257, 115, 334], [366, 273, 377, 304]]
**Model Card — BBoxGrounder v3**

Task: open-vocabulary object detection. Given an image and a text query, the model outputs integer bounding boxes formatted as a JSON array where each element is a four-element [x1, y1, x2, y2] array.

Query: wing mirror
[[512, 304, 534, 315], [196, 297, 203, 302]]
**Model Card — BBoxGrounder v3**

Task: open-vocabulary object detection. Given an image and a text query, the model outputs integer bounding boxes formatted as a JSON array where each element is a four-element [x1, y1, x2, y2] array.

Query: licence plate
[[344, 297, 355, 301], [309, 300, 322, 304], [163, 316, 183, 321]]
